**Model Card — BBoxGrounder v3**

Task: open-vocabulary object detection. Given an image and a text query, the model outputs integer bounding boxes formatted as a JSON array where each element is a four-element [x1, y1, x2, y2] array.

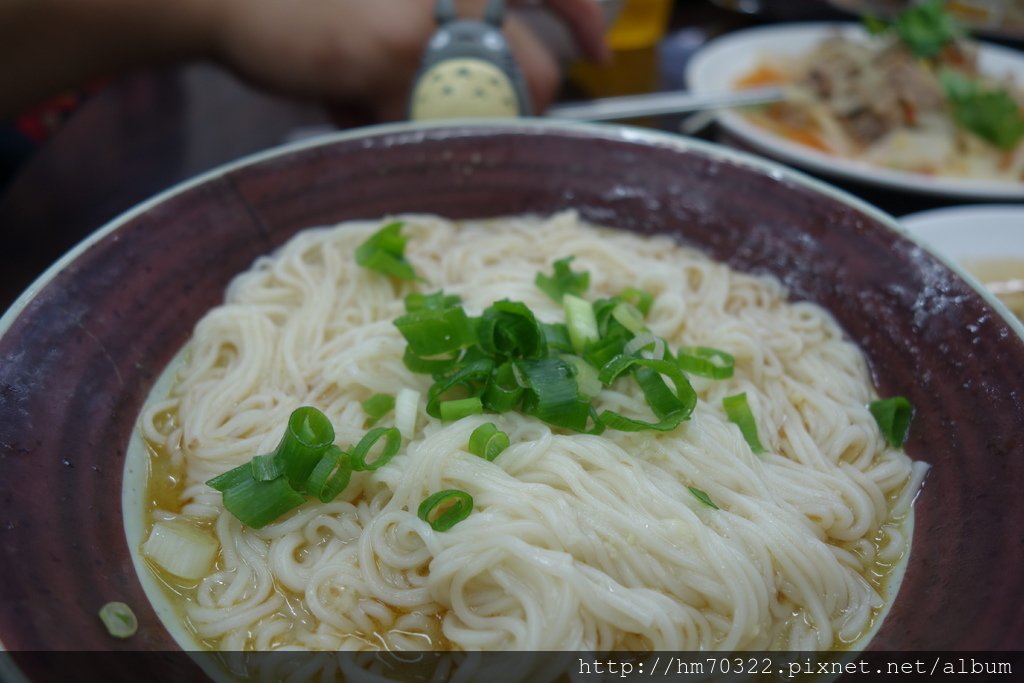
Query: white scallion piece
[[141, 520, 218, 580], [98, 601, 138, 639], [394, 387, 421, 439]]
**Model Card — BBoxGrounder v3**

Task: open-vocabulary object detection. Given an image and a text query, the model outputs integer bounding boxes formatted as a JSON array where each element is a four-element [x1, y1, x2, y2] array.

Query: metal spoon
[[545, 86, 785, 122]]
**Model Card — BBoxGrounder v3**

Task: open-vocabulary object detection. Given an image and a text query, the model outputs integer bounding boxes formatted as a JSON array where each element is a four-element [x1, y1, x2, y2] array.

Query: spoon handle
[[546, 86, 785, 122]]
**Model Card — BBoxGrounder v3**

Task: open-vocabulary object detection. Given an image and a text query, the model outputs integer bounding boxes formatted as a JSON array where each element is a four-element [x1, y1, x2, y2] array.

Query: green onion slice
[[440, 397, 484, 421], [517, 357, 592, 432], [468, 422, 510, 461], [688, 486, 720, 510], [561, 354, 602, 399], [361, 393, 396, 427], [677, 346, 735, 379], [563, 294, 599, 354], [869, 396, 914, 448], [210, 407, 333, 492], [597, 356, 697, 432], [394, 305, 476, 358], [206, 461, 254, 493], [483, 361, 524, 412], [221, 474, 307, 529], [582, 328, 630, 370], [611, 301, 647, 336], [535, 255, 590, 302], [476, 300, 545, 360], [277, 407, 336, 488], [723, 392, 766, 454], [402, 347, 461, 375], [425, 358, 494, 418], [618, 287, 654, 315], [98, 601, 138, 639], [541, 322, 573, 354], [251, 452, 284, 482], [306, 445, 353, 503], [404, 290, 461, 312], [355, 221, 420, 281], [349, 427, 402, 471], [418, 489, 474, 531]]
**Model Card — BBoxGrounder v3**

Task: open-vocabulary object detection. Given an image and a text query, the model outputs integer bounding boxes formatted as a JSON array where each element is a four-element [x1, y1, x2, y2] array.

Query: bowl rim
[[3, 119, 1021, 344], [1, 118, 1022, 658]]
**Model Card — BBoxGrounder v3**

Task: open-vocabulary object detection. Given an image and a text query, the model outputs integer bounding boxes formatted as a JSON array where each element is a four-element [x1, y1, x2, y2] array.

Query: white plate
[[685, 22, 1024, 200], [902, 203, 1024, 321], [902, 204, 1024, 262], [827, 0, 1024, 42]]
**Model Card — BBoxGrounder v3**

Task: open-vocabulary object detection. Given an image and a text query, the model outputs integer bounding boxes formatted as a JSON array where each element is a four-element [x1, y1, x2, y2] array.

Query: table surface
[[1, 0, 1018, 313]]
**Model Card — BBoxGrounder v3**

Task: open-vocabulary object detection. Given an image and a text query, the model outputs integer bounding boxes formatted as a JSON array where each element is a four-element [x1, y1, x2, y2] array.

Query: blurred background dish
[[902, 204, 1024, 319], [685, 22, 1024, 200], [829, 0, 1024, 42]]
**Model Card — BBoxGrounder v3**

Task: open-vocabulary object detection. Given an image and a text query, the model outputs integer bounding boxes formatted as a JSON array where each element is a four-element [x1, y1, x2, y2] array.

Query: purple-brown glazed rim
[[0, 121, 1021, 674]]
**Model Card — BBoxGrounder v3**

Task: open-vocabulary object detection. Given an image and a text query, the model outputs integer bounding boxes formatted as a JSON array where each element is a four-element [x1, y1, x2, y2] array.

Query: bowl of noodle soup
[[0, 120, 1022, 680]]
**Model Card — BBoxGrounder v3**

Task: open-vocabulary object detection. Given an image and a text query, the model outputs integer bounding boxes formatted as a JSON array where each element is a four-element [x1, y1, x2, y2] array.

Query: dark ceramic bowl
[[1, 121, 1022, 676]]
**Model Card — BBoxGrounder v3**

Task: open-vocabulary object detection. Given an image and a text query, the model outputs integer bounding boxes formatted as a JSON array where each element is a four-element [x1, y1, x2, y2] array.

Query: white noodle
[[140, 211, 920, 655]]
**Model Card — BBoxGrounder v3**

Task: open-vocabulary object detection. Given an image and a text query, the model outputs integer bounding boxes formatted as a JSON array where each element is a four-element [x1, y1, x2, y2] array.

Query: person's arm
[[0, 0, 609, 122], [0, 0, 219, 120]]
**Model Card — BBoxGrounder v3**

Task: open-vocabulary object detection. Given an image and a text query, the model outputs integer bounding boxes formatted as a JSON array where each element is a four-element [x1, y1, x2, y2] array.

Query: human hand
[[210, 0, 609, 120]]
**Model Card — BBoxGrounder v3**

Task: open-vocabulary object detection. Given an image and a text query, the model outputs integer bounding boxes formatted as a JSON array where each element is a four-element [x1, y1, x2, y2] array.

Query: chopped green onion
[[206, 461, 254, 493], [404, 290, 461, 312], [869, 396, 914, 448], [208, 408, 412, 527], [221, 474, 306, 529], [394, 305, 476, 357], [426, 358, 494, 418], [563, 294, 599, 354], [440, 397, 484, 421], [418, 489, 474, 531], [623, 331, 665, 359], [677, 346, 735, 379], [355, 221, 420, 281], [541, 322, 573, 353], [362, 393, 396, 427], [688, 486, 719, 510], [476, 300, 545, 360], [306, 446, 353, 502], [582, 328, 630, 370], [483, 361, 524, 412], [517, 357, 592, 432], [723, 392, 766, 454], [535, 256, 590, 302], [402, 346, 461, 375], [276, 407, 336, 489], [349, 427, 402, 471], [560, 354, 602, 399], [251, 452, 284, 482], [98, 602, 138, 639], [611, 301, 647, 336], [598, 357, 696, 432], [468, 422, 510, 461], [618, 287, 654, 316]]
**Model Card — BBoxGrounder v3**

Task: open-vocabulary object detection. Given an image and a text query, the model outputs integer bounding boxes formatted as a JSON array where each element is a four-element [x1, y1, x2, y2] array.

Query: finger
[[528, 0, 611, 63], [503, 15, 562, 113]]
